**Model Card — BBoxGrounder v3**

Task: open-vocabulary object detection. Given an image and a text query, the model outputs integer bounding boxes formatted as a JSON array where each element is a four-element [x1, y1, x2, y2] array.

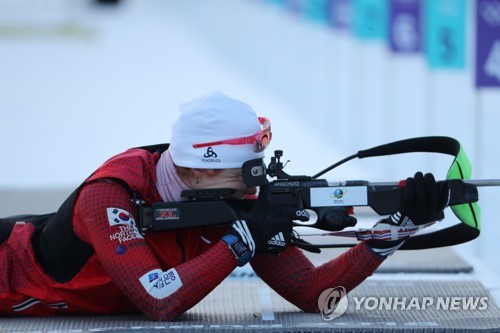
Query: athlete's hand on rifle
[[378, 171, 449, 229], [400, 171, 450, 224], [315, 207, 357, 231], [222, 183, 309, 266], [366, 172, 449, 257]]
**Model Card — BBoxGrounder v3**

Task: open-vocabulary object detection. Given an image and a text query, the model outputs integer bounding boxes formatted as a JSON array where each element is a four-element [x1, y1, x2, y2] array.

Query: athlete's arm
[[74, 181, 237, 321], [250, 242, 383, 312]]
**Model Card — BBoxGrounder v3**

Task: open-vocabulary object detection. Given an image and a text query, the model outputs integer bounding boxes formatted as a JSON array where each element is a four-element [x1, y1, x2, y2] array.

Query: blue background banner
[[353, 0, 389, 40], [327, 0, 353, 29], [389, 0, 421, 53], [424, 0, 466, 69], [475, 0, 500, 87], [303, 0, 329, 23]]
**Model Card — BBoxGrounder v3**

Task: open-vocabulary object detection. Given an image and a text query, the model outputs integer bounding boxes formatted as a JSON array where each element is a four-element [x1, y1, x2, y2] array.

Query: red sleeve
[[250, 242, 384, 312], [73, 181, 237, 321]]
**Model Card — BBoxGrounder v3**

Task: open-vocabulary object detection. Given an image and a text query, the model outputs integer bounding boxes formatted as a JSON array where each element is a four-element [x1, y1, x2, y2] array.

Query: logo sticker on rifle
[[332, 189, 346, 199], [310, 186, 368, 207], [155, 208, 180, 221]]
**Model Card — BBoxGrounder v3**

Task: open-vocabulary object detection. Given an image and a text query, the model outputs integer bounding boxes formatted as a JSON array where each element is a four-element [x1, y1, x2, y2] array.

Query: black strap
[[32, 187, 94, 283], [357, 136, 461, 158], [348, 136, 480, 249], [135, 143, 169, 155]]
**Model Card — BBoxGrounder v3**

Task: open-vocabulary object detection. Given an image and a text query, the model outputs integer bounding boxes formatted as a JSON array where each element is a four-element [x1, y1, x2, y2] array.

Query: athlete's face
[[196, 168, 257, 199]]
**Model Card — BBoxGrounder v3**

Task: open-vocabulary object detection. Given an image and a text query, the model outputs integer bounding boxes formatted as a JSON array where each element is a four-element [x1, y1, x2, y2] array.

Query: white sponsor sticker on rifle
[[310, 186, 368, 207]]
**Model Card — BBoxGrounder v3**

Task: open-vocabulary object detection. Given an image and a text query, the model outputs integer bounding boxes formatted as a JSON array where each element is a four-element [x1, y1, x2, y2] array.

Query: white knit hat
[[169, 91, 266, 169]]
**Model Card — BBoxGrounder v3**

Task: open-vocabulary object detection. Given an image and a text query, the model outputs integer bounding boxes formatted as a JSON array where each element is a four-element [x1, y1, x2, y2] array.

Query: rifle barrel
[[365, 179, 500, 187], [463, 179, 500, 187]]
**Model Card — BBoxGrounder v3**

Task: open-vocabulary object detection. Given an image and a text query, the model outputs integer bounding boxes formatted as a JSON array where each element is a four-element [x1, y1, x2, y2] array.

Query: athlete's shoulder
[[90, 147, 158, 179]]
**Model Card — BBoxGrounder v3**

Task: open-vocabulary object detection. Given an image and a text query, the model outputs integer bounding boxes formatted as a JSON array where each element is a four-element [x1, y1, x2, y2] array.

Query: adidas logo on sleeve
[[268, 232, 286, 247]]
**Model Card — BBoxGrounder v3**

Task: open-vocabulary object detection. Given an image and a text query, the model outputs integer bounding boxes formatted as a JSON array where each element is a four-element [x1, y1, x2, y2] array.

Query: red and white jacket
[[0, 147, 383, 320]]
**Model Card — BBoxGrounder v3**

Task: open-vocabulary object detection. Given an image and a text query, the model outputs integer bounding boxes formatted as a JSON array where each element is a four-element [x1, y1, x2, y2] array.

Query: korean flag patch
[[107, 207, 136, 227]]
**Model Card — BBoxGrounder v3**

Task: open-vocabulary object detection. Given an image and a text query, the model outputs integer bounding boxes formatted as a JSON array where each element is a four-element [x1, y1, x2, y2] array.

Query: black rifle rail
[[138, 178, 480, 232]]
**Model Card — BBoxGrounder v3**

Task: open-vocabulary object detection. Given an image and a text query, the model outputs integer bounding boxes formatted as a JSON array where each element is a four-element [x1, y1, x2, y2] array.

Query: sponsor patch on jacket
[[107, 207, 143, 243], [107, 208, 136, 226], [139, 268, 183, 299]]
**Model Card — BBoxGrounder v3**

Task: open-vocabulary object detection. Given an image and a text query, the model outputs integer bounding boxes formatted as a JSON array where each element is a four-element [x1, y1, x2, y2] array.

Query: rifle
[[137, 137, 499, 251]]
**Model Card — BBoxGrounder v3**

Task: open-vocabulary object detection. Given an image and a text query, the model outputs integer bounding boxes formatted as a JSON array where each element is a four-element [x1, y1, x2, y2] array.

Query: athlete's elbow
[[143, 301, 185, 321], [294, 298, 321, 313], [144, 308, 181, 321]]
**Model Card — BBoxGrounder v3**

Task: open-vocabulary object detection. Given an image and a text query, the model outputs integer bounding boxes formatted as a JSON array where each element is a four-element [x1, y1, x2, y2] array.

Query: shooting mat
[[1, 279, 499, 332]]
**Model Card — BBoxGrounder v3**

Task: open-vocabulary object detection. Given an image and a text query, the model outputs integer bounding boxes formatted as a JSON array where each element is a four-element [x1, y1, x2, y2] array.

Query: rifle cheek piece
[[242, 158, 267, 187]]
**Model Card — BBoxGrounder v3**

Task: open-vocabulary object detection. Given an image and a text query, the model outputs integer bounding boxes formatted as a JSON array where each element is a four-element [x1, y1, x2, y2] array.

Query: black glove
[[222, 183, 309, 266], [365, 172, 449, 258], [400, 171, 449, 225]]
